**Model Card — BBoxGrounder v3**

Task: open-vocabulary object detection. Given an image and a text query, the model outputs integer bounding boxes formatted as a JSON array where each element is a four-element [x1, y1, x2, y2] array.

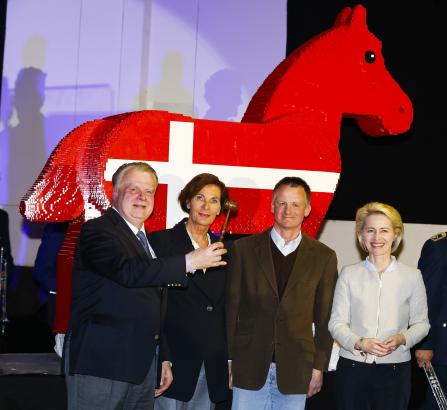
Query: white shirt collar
[[184, 221, 210, 250], [112, 207, 142, 235], [270, 227, 302, 256], [111, 207, 156, 258], [364, 255, 397, 273]]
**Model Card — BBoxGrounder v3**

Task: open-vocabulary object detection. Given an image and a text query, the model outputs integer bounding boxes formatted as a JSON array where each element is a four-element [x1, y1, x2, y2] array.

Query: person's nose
[[137, 189, 147, 201]]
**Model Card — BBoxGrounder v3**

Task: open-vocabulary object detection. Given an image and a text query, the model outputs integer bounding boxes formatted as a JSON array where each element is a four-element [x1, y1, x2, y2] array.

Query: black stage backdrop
[[287, 0, 447, 225]]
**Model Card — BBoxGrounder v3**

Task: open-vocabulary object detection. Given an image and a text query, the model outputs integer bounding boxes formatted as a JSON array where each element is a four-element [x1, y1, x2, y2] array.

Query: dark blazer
[[0, 208, 14, 271], [67, 208, 187, 384], [33, 222, 68, 293], [226, 228, 338, 394], [149, 219, 229, 402], [417, 232, 447, 365]]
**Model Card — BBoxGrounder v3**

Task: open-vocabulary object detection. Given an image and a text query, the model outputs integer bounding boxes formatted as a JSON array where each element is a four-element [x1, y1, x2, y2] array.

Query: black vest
[[270, 238, 299, 300]]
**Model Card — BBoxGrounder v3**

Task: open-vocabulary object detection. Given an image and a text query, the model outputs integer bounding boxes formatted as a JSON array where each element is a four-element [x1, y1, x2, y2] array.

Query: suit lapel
[[172, 220, 195, 254], [255, 230, 278, 297], [105, 208, 149, 260], [282, 234, 314, 298]]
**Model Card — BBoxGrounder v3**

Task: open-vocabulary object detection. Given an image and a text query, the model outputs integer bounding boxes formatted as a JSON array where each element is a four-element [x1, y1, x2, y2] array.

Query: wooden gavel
[[219, 199, 238, 241]]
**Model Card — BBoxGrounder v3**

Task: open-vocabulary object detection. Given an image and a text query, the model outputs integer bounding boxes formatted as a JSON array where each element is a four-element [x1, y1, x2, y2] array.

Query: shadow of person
[[134, 51, 195, 116], [203, 69, 242, 121], [8, 67, 47, 203]]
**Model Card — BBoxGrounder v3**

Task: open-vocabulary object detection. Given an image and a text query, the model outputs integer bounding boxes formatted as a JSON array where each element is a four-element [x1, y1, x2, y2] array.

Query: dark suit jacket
[[67, 208, 187, 384], [226, 228, 338, 394], [149, 219, 229, 402], [33, 222, 68, 293], [417, 232, 447, 365], [0, 209, 14, 271]]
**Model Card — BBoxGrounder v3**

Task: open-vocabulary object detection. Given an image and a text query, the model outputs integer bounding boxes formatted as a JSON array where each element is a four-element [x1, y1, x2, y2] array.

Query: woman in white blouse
[[328, 202, 429, 410]]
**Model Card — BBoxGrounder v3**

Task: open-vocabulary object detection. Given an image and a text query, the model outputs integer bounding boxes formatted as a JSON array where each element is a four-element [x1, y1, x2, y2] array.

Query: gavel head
[[223, 199, 238, 213]]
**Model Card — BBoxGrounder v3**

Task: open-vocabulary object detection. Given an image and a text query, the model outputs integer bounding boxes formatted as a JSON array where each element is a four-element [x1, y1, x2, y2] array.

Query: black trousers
[[335, 357, 411, 410]]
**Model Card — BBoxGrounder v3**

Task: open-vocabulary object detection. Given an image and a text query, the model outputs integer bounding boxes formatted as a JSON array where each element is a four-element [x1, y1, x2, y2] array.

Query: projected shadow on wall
[[7, 68, 46, 204], [203, 69, 242, 121], [135, 51, 195, 116]]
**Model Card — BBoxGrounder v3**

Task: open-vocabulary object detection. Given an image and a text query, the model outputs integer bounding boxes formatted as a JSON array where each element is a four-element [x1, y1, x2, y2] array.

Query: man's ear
[[304, 204, 311, 217]]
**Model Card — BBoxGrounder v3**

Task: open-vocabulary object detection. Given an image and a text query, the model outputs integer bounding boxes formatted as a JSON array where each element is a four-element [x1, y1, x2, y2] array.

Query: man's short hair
[[273, 177, 311, 204], [111, 162, 158, 190]]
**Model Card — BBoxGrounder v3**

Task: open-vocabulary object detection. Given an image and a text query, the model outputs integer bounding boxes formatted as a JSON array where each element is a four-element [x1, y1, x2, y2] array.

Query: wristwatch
[[355, 337, 365, 356]]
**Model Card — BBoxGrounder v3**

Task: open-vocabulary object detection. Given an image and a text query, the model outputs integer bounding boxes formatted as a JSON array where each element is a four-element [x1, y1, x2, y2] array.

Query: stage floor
[[0, 353, 61, 375], [0, 353, 428, 410]]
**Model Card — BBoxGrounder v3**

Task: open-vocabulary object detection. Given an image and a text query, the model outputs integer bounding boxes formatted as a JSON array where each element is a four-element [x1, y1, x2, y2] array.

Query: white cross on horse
[[104, 121, 340, 228]]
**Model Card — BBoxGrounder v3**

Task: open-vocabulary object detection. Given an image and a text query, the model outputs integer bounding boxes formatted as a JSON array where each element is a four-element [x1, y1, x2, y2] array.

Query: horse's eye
[[365, 50, 376, 64]]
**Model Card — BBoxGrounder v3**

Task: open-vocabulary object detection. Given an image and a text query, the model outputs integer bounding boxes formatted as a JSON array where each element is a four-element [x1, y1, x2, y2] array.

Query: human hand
[[186, 242, 227, 271], [155, 361, 173, 397], [359, 338, 392, 356], [54, 333, 65, 358], [307, 369, 323, 398], [382, 334, 406, 354], [228, 361, 233, 390], [415, 349, 433, 368]]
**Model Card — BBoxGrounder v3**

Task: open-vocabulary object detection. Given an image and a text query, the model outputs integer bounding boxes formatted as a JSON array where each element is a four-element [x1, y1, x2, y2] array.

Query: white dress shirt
[[270, 226, 302, 256]]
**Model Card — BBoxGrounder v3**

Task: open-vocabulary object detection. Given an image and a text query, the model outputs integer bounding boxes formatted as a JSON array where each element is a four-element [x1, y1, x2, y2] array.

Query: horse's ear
[[347, 4, 368, 30], [334, 5, 368, 30], [333, 7, 352, 27]]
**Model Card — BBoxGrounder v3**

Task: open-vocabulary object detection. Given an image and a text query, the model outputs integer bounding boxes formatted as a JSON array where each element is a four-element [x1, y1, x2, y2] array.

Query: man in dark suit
[[226, 176, 338, 410], [65, 162, 227, 410], [415, 232, 447, 410]]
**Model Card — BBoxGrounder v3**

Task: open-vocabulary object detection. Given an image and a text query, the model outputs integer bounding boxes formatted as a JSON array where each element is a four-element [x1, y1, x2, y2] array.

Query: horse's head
[[333, 5, 413, 135], [243, 5, 413, 137]]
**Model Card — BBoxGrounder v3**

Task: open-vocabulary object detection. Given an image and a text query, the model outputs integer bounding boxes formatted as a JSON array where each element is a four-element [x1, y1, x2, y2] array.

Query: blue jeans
[[155, 363, 215, 410], [232, 363, 306, 410]]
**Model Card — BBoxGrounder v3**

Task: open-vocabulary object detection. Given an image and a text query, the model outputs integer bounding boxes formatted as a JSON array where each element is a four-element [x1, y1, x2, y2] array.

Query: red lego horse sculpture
[[20, 5, 413, 332]]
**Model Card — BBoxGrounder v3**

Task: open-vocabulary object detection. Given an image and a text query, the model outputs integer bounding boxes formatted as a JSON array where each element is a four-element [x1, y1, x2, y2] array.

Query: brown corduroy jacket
[[226, 229, 338, 394]]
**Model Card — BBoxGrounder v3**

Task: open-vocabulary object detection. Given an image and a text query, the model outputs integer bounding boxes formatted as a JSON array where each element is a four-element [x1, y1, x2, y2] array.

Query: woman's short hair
[[178, 173, 228, 214], [355, 202, 404, 253]]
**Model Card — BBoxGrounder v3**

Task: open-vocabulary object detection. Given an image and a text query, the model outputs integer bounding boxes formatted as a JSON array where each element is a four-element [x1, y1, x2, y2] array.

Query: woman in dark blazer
[[151, 173, 230, 410]]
